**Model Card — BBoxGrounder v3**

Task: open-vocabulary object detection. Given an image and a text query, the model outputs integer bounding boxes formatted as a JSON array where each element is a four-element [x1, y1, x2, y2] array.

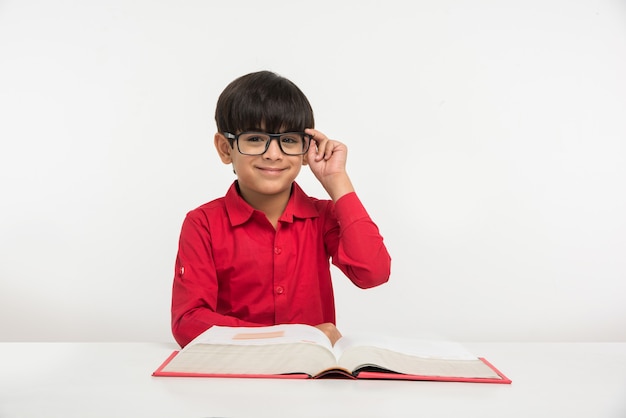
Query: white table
[[1, 342, 625, 417]]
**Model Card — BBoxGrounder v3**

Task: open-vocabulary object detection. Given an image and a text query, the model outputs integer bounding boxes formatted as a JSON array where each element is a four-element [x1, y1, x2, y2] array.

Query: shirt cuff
[[334, 192, 370, 228]]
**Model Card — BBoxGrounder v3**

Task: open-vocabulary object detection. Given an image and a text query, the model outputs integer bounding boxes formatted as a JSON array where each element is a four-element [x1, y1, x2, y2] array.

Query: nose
[[263, 137, 283, 159]]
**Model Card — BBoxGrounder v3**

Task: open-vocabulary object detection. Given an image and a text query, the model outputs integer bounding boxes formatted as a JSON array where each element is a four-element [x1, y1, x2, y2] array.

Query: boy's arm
[[171, 215, 260, 348], [327, 192, 391, 288], [305, 129, 391, 288]]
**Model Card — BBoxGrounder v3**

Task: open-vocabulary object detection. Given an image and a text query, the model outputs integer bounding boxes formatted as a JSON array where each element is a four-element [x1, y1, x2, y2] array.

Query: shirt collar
[[224, 181, 320, 227]]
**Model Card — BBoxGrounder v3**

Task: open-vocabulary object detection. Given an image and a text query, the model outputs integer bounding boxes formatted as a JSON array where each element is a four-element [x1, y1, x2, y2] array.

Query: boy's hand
[[305, 128, 355, 201], [314, 322, 343, 346]]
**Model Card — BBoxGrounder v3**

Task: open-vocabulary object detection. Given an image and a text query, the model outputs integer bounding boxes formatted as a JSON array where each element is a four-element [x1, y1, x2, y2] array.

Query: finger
[[317, 139, 331, 161], [305, 128, 326, 140], [305, 129, 329, 158], [323, 140, 338, 160], [307, 130, 335, 162], [307, 137, 327, 162]]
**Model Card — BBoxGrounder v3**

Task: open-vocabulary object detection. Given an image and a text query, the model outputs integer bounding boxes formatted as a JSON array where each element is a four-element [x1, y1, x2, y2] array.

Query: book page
[[333, 334, 478, 361], [162, 324, 339, 376], [184, 324, 334, 352], [333, 335, 500, 379]]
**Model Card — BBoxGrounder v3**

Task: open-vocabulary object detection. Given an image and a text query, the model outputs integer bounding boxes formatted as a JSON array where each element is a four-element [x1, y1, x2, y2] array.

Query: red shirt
[[171, 181, 391, 347]]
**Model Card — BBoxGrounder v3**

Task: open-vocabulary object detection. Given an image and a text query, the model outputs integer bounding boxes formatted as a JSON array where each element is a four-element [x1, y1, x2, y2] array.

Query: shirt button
[[275, 286, 284, 294], [274, 247, 282, 255]]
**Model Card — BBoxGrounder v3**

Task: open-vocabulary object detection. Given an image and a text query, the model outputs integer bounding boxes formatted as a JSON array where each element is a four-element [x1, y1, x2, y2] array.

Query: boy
[[171, 71, 391, 348]]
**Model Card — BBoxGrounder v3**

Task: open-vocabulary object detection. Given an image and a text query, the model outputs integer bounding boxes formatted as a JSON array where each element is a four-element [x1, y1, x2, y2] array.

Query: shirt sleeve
[[325, 192, 391, 288], [170, 212, 260, 348]]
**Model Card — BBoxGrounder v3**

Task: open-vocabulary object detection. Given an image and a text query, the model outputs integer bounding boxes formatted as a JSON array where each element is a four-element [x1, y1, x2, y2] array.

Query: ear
[[302, 143, 313, 166], [214, 133, 233, 164]]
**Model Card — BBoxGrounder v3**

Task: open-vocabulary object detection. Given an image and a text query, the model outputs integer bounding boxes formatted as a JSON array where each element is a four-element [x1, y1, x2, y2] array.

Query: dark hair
[[215, 71, 315, 134]]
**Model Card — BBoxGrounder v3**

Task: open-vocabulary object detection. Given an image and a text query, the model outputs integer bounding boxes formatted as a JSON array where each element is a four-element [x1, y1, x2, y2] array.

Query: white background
[[1, 0, 625, 343]]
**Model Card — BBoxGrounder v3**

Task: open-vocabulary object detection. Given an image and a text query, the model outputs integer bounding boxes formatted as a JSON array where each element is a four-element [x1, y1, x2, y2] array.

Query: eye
[[244, 135, 266, 143], [280, 135, 302, 144]]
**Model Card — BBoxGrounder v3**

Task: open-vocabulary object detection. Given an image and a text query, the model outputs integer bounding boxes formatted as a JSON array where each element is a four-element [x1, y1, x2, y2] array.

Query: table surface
[[1, 342, 625, 418]]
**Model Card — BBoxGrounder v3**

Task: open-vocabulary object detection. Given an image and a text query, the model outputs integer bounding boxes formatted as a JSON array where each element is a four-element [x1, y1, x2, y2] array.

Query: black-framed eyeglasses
[[223, 131, 312, 156]]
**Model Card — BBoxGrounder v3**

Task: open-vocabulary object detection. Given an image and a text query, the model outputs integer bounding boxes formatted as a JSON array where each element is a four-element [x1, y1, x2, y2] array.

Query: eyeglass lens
[[237, 133, 309, 155]]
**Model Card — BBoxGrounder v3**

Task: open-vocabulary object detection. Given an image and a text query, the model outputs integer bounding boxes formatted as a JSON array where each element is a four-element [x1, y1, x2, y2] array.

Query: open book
[[153, 324, 511, 383]]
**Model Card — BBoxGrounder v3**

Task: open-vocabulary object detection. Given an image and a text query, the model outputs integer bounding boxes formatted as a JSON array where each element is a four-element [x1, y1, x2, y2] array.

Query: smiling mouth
[[257, 167, 286, 173]]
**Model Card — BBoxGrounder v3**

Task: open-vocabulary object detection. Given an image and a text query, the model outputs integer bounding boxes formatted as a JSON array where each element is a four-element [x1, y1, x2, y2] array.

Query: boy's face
[[214, 132, 307, 205]]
